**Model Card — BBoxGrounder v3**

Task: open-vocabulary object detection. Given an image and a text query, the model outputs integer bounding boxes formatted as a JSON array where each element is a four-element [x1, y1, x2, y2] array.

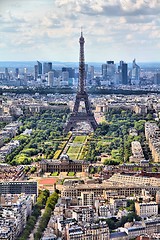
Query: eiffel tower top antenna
[[81, 26, 83, 36], [79, 27, 85, 94]]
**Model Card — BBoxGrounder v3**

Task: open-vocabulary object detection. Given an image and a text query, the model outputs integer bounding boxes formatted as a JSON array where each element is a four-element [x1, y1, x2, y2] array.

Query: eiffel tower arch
[[64, 32, 98, 133]]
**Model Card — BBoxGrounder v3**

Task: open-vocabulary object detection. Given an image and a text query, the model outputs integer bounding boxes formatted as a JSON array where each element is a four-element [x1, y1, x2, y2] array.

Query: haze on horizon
[[0, 0, 160, 63]]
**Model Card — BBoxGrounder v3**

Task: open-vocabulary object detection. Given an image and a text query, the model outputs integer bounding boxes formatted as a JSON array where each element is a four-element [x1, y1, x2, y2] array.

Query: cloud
[[54, 0, 160, 16], [0, 0, 159, 61]]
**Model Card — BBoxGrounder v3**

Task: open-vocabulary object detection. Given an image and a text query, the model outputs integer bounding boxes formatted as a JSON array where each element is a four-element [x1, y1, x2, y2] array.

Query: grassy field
[[73, 135, 87, 143], [67, 146, 81, 159], [51, 172, 59, 176], [66, 136, 87, 160], [68, 172, 75, 176]]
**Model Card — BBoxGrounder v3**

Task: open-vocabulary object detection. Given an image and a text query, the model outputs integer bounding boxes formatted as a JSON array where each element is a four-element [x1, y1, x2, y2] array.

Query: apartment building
[[115, 218, 160, 239], [0, 140, 20, 161], [135, 202, 158, 218], [129, 141, 144, 163], [0, 194, 34, 239], [0, 181, 38, 195], [72, 207, 95, 223], [81, 192, 94, 206], [66, 222, 110, 240], [109, 173, 160, 187], [61, 181, 158, 203], [145, 122, 160, 162]]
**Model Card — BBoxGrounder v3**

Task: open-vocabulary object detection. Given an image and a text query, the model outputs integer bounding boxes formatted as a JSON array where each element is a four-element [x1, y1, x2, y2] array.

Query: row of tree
[[34, 191, 59, 240], [18, 189, 50, 240]]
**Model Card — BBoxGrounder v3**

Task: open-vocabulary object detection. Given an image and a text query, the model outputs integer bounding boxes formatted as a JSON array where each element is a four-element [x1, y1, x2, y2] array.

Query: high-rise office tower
[[48, 71, 54, 87], [5, 68, 9, 80], [15, 68, 19, 78], [154, 73, 160, 84], [102, 61, 116, 81], [102, 64, 107, 80], [62, 71, 69, 85], [37, 61, 42, 75], [34, 61, 42, 80], [43, 62, 52, 74], [106, 61, 116, 79], [86, 66, 94, 86], [131, 59, 140, 85], [62, 67, 75, 78], [34, 65, 38, 80], [118, 61, 128, 85], [89, 66, 94, 79]]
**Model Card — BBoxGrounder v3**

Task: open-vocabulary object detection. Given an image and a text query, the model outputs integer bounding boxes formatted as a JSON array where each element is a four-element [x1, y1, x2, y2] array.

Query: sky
[[0, 0, 160, 62]]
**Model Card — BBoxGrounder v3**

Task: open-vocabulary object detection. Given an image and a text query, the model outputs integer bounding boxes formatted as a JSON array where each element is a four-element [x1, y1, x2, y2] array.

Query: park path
[[28, 209, 45, 240], [61, 134, 73, 155]]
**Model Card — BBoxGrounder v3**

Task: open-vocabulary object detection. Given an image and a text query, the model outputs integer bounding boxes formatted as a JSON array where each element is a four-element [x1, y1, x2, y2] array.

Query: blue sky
[[0, 0, 160, 62]]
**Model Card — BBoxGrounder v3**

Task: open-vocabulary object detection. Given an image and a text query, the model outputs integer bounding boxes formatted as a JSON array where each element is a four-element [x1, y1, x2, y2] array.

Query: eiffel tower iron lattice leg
[[64, 31, 98, 133]]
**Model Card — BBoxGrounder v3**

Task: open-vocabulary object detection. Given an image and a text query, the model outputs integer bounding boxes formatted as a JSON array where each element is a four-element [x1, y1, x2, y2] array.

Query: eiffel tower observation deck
[[64, 31, 98, 133]]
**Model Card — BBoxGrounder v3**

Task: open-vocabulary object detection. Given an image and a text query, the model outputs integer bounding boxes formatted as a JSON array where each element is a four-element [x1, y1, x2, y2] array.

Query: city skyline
[[0, 0, 160, 62]]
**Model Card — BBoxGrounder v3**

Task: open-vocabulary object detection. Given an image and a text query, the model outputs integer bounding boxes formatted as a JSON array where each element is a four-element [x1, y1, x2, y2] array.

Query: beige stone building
[[135, 201, 158, 218], [145, 122, 160, 162]]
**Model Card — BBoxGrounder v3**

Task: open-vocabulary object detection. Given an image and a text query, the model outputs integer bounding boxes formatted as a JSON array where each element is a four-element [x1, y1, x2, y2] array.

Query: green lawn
[[67, 146, 81, 159], [66, 135, 87, 160], [73, 136, 86, 143], [68, 172, 75, 176], [51, 172, 59, 176]]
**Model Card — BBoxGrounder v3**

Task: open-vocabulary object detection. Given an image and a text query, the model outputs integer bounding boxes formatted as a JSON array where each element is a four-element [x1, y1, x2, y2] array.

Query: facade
[[102, 61, 116, 80], [145, 122, 160, 162], [130, 59, 140, 85], [109, 173, 160, 187], [34, 64, 38, 80], [62, 71, 69, 86], [37, 61, 42, 75], [0, 194, 34, 240], [129, 141, 144, 163], [154, 73, 160, 84], [0, 181, 38, 195], [34, 61, 42, 80], [48, 71, 54, 87], [118, 61, 128, 85], [39, 155, 89, 173], [133, 104, 148, 114], [72, 207, 95, 223], [61, 181, 158, 203], [66, 223, 110, 240], [135, 202, 158, 218], [62, 67, 75, 78], [111, 218, 160, 239], [43, 62, 52, 74], [81, 192, 94, 206]]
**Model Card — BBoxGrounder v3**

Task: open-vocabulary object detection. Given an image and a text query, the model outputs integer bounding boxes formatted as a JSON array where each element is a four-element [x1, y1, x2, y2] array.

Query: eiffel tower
[[64, 31, 98, 133]]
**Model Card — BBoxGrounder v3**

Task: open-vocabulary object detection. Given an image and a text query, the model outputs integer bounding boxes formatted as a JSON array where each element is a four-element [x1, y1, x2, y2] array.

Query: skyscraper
[[34, 61, 42, 80], [62, 67, 75, 78], [118, 61, 128, 85], [37, 61, 42, 75], [34, 65, 38, 80], [131, 59, 140, 85], [43, 62, 52, 74], [5, 68, 9, 80], [102, 61, 116, 81], [15, 68, 19, 78], [48, 71, 54, 87]]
